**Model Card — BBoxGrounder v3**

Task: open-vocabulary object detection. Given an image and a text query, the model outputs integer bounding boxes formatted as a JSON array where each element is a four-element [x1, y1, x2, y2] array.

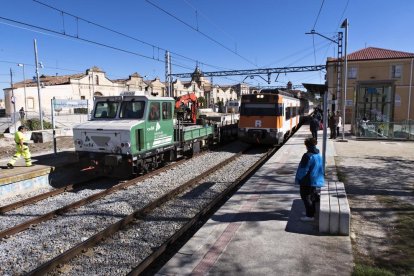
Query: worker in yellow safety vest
[[7, 125, 32, 168]]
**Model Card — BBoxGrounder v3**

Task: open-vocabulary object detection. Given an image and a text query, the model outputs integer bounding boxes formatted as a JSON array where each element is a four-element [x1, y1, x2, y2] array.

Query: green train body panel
[[181, 125, 214, 141], [129, 101, 175, 155]]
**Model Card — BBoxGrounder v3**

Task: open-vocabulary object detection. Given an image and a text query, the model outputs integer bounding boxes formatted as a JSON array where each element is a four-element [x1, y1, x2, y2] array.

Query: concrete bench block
[[318, 181, 350, 236], [329, 181, 340, 234], [319, 182, 330, 233], [336, 182, 350, 236], [31, 131, 53, 143]]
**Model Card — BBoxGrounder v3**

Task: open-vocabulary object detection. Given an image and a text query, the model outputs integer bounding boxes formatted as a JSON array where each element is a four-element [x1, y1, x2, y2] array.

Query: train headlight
[[75, 139, 83, 146], [121, 142, 131, 148]]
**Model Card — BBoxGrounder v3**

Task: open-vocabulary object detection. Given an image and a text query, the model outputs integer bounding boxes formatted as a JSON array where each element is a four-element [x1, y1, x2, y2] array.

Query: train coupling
[[104, 154, 122, 166]]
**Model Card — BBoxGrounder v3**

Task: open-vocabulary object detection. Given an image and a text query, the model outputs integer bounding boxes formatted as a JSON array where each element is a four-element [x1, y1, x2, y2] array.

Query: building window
[[391, 65, 402, 78], [27, 97, 35, 109], [95, 75, 99, 85], [348, 67, 358, 79]]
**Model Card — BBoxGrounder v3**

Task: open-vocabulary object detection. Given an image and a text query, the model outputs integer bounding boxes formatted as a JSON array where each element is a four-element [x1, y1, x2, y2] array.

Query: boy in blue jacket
[[295, 137, 325, 221]]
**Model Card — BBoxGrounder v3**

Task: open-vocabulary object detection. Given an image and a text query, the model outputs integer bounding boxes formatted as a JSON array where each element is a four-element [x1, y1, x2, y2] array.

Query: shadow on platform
[[285, 199, 319, 236]]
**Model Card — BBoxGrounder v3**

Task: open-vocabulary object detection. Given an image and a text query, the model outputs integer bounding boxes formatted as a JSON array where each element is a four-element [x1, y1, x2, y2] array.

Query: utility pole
[[34, 39, 44, 130], [18, 63, 27, 117], [10, 68, 16, 123], [340, 19, 349, 141], [305, 30, 343, 113], [165, 51, 172, 97]]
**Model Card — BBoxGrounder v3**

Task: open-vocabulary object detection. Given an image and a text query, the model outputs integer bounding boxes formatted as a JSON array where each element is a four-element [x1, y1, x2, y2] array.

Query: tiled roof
[[12, 73, 84, 88], [344, 47, 414, 61]]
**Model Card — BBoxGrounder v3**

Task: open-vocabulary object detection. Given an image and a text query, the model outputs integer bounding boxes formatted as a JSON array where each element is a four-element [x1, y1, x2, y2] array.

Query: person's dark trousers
[[311, 130, 318, 140], [337, 126, 340, 138], [300, 185, 316, 217], [329, 127, 336, 138]]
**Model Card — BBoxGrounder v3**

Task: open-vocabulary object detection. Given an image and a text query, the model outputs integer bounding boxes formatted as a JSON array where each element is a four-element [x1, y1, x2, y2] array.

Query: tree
[[198, 96, 206, 107]]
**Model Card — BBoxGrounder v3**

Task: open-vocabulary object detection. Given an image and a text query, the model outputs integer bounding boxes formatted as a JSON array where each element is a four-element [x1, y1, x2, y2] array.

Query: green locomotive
[[73, 92, 236, 177]]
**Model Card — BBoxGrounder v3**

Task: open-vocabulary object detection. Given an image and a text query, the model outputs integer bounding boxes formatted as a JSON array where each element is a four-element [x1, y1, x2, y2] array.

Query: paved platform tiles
[[157, 127, 353, 276], [0, 151, 77, 201], [0, 165, 52, 201]]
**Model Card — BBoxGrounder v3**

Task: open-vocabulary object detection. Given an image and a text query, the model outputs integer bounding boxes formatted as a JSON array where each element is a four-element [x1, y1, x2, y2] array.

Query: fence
[[0, 111, 88, 134], [356, 120, 414, 140]]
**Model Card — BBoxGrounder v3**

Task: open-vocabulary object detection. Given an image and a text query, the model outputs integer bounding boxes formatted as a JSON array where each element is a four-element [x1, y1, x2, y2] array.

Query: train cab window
[[120, 101, 145, 119], [94, 101, 119, 119], [162, 102, 172, 120], [148, 102, 160, 121], [241, 103, 281, 116]]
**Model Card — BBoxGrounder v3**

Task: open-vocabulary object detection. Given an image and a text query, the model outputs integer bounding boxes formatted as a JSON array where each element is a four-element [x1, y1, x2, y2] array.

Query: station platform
[[157, 126, 354, 275], [0, 151, 77, 201]]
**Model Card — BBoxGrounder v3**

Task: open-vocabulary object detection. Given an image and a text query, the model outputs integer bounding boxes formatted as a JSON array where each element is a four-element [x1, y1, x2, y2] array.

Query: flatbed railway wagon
[[238, 91, 304, 145], [72, 92, 236, 177]]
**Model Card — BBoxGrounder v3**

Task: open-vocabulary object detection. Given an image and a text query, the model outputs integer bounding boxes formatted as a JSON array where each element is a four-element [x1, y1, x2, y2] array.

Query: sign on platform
[[53, 99, 88, 108]]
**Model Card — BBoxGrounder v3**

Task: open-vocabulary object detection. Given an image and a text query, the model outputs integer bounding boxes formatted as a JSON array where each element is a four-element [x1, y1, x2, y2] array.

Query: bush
[[24, 119, 53, 130], [74, 108, 88, 114]]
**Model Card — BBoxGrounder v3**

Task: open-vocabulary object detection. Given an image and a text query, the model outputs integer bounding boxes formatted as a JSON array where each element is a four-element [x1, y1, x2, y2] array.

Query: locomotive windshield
[[94, 101, 119, 118], [240, 103, 283, 116], [120, 101, 145, 119]]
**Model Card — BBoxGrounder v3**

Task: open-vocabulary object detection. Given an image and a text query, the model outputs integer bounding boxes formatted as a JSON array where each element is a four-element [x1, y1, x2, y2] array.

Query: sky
[[1, 0, 413, 99]]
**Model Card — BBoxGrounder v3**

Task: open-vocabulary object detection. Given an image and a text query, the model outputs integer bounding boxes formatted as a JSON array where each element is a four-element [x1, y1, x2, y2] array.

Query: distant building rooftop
[[328, 47, 414, 62]]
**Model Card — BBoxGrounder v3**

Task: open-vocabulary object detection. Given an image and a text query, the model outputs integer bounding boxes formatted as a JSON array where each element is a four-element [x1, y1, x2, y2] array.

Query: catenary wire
[[312, 0, 326, 30], [145, 0, 258, 68], [32, 0, 235, 73]]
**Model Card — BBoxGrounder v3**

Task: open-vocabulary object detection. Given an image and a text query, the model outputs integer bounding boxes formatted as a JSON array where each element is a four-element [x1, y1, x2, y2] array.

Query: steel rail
[[27, 149, 247, 275], [128, 146, 277, 275], [0, 176, 103, 214], [0, 158, 188, 240]]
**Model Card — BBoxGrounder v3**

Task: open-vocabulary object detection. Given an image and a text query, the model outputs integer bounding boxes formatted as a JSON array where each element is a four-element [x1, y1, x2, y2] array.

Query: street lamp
[[17, 63, 27, 117], [9, 68, 16, 122], [340, 18, 349, 141], [34, 39, 44, 130]]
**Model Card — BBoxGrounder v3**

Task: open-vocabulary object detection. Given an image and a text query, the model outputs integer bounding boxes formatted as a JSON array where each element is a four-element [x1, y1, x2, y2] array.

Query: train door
[[160, 101, 174, 145], [146, 101, 160, 150]]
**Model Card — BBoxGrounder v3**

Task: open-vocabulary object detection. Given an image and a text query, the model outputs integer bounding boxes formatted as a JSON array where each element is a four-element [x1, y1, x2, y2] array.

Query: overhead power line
[[181, 0, 237, 48], [145, 0, 258, 68], [33, 0, 238, 73], [0, 15, 196, 72], [312, 0, 325, 30]]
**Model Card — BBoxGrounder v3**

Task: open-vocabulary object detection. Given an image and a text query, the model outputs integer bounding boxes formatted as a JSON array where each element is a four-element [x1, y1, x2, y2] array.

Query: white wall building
[[3, 66, 249, 116]]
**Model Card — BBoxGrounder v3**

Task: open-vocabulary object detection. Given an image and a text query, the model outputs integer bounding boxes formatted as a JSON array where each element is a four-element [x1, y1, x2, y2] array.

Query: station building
[[326, 47, 414, 139]]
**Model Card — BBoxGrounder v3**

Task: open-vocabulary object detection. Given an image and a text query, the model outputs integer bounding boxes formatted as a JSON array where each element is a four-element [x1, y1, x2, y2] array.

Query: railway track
[[0, 176, 104, 214], [0, 141, 275, 275], [0, 158, 191, 239]]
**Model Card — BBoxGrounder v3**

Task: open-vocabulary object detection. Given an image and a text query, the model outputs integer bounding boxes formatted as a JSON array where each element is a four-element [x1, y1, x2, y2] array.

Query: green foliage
[[74, 108, 88, 114], [353, 196, 414, 276], [377, 198, 414, 275], [198, 96, 206, 107], [23, 119, 53, 130], [352, 264, 394, 276]]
